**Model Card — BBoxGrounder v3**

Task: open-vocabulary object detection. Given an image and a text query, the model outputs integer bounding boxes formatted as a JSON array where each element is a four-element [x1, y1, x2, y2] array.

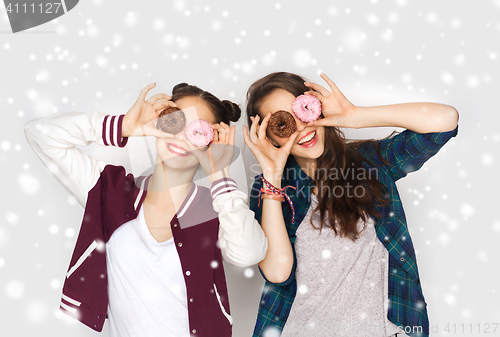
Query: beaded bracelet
[[258, 176, 297, 224]]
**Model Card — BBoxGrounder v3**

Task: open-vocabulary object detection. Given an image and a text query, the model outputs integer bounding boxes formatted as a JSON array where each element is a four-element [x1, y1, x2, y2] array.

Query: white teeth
[[298, 131, 316, 145], [168, 144, 188, 155]]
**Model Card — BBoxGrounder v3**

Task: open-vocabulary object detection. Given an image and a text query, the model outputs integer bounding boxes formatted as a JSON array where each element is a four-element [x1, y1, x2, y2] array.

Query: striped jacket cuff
[[60, 293, 82, 314], [102, 114, 128, 147], [211, 178, 238, 201]]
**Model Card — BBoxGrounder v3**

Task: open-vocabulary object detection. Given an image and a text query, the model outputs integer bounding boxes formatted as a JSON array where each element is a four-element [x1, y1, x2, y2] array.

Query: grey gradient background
[[1, 0, 499, 336]]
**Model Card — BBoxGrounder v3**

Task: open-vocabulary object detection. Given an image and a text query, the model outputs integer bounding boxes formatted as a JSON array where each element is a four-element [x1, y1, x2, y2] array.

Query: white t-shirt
[[105, 204, 190, 337]]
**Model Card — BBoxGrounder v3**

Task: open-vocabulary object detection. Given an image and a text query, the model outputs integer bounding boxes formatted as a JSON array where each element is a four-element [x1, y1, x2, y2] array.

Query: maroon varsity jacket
[[24, 109, 269, 336]]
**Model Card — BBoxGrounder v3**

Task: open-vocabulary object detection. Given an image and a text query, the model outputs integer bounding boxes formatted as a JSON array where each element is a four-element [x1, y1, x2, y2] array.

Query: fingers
[[304, 80, 330, 96], [213, 126, 219, 142], [319, 72, 341, 95], [212, 122, 230, 143], [147, 93, 171, 105], [220, 121, 231, 134], [304, 90, 324, 103], [242, 125, 256, 150], [282, 130, 301, 153], [153, 99, 177, 112], [228, 125, 236, 146], [184, 138, 205, 157], [249, 115, 259, 143], [258, 113, 272, 139], [306, 117, 331, 127], [138, 83, 156, 101]]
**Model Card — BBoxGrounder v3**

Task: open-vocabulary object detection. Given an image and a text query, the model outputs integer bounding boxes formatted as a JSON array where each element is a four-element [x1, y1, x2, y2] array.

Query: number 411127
[[443, 323, 498, 334], [5, 2, 62, 14]]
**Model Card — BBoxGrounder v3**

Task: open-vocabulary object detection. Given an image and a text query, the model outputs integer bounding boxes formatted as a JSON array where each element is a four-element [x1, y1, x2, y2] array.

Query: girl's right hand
[[243, 113, 300, 186], [122, 83, 178, 138]]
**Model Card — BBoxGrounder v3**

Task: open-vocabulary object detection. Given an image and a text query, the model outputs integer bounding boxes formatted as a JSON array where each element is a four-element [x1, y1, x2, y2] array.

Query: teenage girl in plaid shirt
[[243, 72, 459, 337]]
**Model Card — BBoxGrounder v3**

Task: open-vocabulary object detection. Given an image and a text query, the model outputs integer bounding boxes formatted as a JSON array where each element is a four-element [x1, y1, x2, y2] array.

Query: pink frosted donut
[[185, 119, 214, 147], [292, 94, 322, 123]]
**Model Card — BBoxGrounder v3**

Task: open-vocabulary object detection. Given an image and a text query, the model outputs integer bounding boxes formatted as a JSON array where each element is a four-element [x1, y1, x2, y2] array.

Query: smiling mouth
[[297, 130, 317, 145], [166, 143, 190, 156]]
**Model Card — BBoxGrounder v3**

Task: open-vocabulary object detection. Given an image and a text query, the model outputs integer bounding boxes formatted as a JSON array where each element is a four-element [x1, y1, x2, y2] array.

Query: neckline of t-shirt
[[302, 193, 376, 234], [138, 204, 175, 246]]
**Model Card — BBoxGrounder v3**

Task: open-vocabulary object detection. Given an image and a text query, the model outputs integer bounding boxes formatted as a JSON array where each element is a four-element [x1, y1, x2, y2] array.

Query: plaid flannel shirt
[[249, 125, 459, 337]]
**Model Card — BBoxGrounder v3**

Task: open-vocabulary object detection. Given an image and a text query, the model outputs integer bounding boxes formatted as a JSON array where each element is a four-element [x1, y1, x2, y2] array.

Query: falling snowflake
[[5, 280, 25, 299], [244, 268, 254, 278], [18, 173, 40, 195], [293, 50, 312, 67]]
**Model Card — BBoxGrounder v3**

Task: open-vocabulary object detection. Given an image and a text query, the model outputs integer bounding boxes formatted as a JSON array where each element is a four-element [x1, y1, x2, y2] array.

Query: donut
[[292, 94, 322, 123], [156, 106, 186, 135], [185, 119, 214, 147], [267, 110, 297, 138]]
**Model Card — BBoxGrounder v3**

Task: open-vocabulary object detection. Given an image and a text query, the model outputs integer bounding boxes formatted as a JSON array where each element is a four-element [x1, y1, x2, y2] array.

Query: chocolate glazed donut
[[267, 110, 297, 138], [155, 106, 186, 135]]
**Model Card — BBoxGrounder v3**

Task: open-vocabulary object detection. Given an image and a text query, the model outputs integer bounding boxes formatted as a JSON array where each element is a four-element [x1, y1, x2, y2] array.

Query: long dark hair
[[171, 83, 241, 124], [246, 72, 394, 241]]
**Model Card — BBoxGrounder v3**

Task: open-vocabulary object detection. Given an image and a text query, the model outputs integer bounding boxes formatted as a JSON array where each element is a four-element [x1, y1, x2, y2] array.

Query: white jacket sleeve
[[211, 178, 268, 267], [24, 109, 128, 207]]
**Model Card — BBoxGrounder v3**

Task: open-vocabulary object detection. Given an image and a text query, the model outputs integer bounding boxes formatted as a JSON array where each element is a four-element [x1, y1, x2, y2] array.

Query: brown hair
[[171, 83, 241, 125], [246, 72, 394, 241]]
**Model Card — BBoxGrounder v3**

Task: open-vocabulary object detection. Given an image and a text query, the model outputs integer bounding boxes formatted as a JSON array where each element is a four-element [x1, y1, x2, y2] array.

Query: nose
[[175, 131, 187, 142]]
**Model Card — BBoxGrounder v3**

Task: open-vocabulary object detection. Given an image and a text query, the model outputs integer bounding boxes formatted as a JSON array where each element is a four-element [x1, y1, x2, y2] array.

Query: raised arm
[[305, 72, 459, 133], [243, 113, 301, 283], [24, 83, 176, 207], [304, 72, 459, 181], [24, 110, 128, 207]]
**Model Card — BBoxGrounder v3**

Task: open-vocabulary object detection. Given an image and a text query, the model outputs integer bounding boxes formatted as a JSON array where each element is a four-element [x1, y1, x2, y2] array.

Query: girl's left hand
[[303, 72, 358, 128], [186, 121, 236, 181]]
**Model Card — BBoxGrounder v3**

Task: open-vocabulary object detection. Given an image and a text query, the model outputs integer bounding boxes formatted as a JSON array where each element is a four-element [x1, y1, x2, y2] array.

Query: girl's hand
[[186, 121, 236, 182], [304, 72, 358, 128], [243, 113, 300, 185], [122, 83, 177, 138]]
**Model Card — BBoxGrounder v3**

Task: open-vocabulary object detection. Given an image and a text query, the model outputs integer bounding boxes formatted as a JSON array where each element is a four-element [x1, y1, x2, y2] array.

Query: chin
[[161, 155, 199, 170], [292, 145, 325, 160]]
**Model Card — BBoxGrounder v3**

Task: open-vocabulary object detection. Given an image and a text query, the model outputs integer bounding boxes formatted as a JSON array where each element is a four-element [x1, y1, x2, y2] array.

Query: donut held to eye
[[156, 106, 186, 135], [185, 119, 215, 147], [292, 94, 322, 123], [267, 110, 297, 138]]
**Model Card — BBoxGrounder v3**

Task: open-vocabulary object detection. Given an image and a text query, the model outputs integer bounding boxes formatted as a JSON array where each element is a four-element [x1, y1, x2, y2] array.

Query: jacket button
[[98, 314, 104, 320], [186, 271, 191, 276], [192, 329, 197, 334], [400, 257, 405, 262], [178, 242, 183, 247], [173, 223, 178, 227], [189, 298, 194, 303]]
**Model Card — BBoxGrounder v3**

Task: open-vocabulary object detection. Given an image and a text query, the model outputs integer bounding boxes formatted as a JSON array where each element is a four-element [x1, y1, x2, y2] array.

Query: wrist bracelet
[[258, 176, 297, 224], [261, 194, 285, 202]]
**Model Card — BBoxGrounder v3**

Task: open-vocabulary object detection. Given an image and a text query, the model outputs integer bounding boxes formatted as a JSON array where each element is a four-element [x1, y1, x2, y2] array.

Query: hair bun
[[221, 100, 241, 123], [172, 83, 190, 95]]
